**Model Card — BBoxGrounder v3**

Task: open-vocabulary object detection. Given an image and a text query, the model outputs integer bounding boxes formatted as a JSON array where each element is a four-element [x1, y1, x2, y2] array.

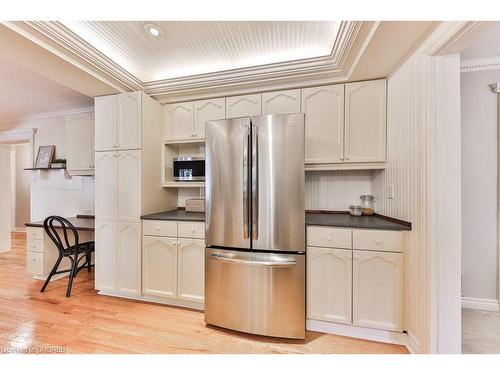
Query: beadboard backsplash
[[305, 170, 373, 211]]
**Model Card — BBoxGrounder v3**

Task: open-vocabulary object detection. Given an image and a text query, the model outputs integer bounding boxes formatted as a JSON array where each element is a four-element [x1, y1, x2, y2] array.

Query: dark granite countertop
[[25, 215, 95, 232], [141, 210, 205, 222], [141, 209, 411, 231]]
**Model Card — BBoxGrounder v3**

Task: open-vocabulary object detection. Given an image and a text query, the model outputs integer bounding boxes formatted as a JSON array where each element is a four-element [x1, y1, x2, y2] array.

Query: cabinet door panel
[[194, 98, 225, 138], [177, 239, 205, 302], [117, 92, 142, 150], [116, 150, 141, 221], [307, 247, 352, 324], [302, 85, 344, 164], [345, 80, 386, 162], [262, 89, 301, 115], [95, 152, 116, 221], [226, 94, 261, 118], [352, 250, 403, 332], [165, 102, 194, 140], [116, 222, 141, 295], [143, 236, 177, 298], [95, 95, 117, 151], [65, 112, 94, 173], [95, 220, 116, 291]]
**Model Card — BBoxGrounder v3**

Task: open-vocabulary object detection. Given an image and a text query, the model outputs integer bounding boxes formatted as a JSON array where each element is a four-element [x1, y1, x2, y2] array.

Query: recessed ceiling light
[[144, 23, 163, 39]]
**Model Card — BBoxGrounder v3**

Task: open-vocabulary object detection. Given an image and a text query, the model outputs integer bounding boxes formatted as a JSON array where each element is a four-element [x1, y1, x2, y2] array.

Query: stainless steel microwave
[[173, 157, 205, 181]]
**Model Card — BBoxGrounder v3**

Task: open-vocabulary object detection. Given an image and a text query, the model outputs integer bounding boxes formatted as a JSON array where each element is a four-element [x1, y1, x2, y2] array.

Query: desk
[[24, 215, 95, 280]]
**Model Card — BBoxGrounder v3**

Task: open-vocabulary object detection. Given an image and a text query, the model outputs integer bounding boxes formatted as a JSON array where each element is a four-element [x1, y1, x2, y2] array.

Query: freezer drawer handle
[[209, 254, 296, 267]]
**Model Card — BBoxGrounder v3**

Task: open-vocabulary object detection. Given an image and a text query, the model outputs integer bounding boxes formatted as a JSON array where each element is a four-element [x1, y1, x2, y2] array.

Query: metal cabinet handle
[[209, 254, 296, 267], [375, 239, 382, 245]]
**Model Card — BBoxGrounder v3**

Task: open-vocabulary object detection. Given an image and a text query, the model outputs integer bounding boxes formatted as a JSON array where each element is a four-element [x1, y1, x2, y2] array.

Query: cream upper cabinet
[[165, 102, 194, 140], [95, 151, 117, 221], [65, 112, 94, 174], [142, 236, 178, 298], [194, 98, 225, 138], [95, 220, 116, 292], [302, 84, 345, 164], [177, 239, 205, 303], [307, 247, 352, 325], [352, 249, 403, 332], [94, 95, 117, 152], [116, 150, 141, 222], [116, 221, 141, 295], [226, 94, 261, 118], [345, 80, 387, 163], [262, 89, 301, 115], [117, 92, 142, 150], [95, 92, 141, 151]]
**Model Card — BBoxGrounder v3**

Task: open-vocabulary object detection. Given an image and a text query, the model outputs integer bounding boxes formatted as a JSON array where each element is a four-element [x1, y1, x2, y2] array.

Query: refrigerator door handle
[[242, 124, 249, 239], [252, 123, 258, 240], [209, 253, 296, 267]]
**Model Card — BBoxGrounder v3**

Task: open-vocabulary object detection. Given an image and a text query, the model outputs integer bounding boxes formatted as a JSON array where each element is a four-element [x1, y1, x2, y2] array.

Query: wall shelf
[[24, 167, 66, 171], [164, 138, 205, 145]]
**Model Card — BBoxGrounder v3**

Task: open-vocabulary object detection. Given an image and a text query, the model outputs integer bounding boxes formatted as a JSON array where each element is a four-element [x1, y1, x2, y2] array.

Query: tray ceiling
[[0, 57, 93, 122], [61, 21, 341, 82]]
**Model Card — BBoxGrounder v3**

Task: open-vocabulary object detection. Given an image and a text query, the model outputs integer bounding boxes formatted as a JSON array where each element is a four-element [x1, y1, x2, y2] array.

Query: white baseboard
[[12, 227, 26, 233], [306, 319, 416, 352], [98, 290, 204, 311], [462, 297, 500, 312]]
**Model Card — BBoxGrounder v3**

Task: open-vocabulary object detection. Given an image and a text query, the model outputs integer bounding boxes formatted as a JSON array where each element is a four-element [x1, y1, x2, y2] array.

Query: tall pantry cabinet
[[94, 91, 176, 295]]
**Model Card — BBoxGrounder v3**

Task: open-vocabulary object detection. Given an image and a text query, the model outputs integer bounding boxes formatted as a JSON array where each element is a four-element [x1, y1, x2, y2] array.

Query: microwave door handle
[[242, 123, 249, 239], [252, 123, 258, 240]]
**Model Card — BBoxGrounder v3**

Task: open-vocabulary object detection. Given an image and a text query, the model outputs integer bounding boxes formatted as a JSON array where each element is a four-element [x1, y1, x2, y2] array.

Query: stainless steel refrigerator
[[205, 113, 305, 339]]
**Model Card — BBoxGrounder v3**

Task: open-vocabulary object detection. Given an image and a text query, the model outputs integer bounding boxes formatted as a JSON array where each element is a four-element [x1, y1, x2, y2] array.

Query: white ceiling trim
[[2, 21, 379, 102], [460, 56, 500, 73]]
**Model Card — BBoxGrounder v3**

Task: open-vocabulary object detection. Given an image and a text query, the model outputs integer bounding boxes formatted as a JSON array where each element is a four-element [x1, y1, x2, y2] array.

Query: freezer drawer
[[205, 248, 305, 339]]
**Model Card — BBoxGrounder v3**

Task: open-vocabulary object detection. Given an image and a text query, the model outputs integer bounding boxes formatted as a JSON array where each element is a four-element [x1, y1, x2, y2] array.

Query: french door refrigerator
[[205, 113, 305, 339]]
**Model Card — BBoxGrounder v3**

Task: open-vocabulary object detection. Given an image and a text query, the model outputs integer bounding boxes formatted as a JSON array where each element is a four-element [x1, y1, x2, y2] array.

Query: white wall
[[461, 69, 500, 301], [0, 112, 95, 222]]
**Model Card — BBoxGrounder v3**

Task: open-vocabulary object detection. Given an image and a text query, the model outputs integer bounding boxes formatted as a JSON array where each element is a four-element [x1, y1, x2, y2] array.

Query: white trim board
[[460, 56, 500, 73], [461, 297, 500, 312], [306, 319, 416, 353]]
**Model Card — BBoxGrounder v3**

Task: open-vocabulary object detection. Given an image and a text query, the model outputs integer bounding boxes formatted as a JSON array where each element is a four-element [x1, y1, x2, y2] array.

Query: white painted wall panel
[[305, 171, 372, 211]]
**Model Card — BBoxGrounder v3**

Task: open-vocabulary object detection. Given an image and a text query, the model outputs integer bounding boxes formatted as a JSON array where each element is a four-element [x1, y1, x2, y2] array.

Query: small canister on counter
[[360, 195, 375, 215]]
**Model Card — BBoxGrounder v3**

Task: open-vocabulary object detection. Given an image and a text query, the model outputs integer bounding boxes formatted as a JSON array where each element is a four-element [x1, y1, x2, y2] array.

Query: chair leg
[[86, 253, 91, 273], [40, 255, 63, 292], [66, 256, 77, 298]]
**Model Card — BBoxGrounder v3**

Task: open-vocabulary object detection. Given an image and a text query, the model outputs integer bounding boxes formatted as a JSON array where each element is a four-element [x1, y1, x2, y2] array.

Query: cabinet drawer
[[27, 263, 44, 275], [27, 239, 45, 253], [307, 226, 351, 249], [27, 227, 45, 240], [143, 220, 177, 237], [178, 221, 205, 239], [27, 251, 44, 267], [353, 229, 403, 253]]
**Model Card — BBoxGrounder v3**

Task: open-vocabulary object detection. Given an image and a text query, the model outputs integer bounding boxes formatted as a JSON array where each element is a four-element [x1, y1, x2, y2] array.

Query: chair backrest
[[43, 216, 79, 254]]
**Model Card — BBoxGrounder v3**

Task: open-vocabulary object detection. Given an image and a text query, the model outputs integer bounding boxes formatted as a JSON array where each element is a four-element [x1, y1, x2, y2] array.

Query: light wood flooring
[[0, 232, 408, 354]]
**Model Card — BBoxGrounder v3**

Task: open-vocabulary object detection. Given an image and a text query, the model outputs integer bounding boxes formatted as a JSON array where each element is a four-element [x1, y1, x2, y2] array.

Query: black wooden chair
[[40, 216, 95, 297]]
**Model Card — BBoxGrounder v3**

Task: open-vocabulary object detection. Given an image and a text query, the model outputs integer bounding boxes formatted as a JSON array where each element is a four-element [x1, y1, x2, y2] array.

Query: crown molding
[[461, 56, 500, 73], [2, 21, 380, 102], [0, 106, 94, 124]]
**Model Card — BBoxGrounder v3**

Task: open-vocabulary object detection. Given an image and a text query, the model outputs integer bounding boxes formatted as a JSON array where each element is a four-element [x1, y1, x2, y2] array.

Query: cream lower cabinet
[[95, 220, 141, 295], [307, 225, 405, 334], [352, 249, 403, 332], [142, 220, 205, 308], [307, 246, 352, 325], [177, 239, 205, 302], [142, 236, 178, 298], [116, 222, 141, 295]]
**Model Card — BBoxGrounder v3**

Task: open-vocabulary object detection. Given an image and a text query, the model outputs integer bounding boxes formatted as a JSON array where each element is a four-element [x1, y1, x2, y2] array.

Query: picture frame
[[34, 145, 55, 169]]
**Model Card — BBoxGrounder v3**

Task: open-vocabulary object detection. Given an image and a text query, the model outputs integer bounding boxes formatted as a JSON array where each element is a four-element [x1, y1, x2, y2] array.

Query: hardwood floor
[[0, 232, 408, 354]]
